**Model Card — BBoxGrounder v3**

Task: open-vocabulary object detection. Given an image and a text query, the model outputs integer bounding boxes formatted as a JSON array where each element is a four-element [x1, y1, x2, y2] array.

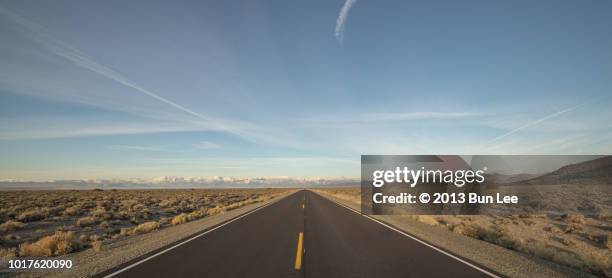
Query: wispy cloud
[[334, 0, 357, 42], [361, 112, 480, 122], [300, 111, 481, 126], [193, 141, 222, 150], [107, 145, 167, 152], [0, 7, 233, 134], [522, 133, 588, 153], [491, 102, 588, 142], [147, 156, 358, 166], [0, 115, 218, 140]]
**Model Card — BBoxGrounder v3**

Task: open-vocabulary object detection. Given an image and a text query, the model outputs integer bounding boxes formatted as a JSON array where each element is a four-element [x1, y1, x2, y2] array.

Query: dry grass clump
[[119, 227, 132, 237], [412, 215, 440, 227], [0, 247, 17, 261], [171, 213, 191, 226], [170, 206, 220, 226], [17, 208, 47, 222], [18, 231, 79, 257], [91, 207, 112, 220], [0, 220, 25, 232], [313, 188, 360, 203], [63, 206, 80, 216], [76, 216, 98, 227], [520, 239, 612, 277], [562, 214, 586, 233], [91, 240, 102, 252], [207, 206, 224, 216], [564, 214, 586, 224], [588, 234, 612, 250], [132, 221, 160, 234], [4, 234, 20, 241]]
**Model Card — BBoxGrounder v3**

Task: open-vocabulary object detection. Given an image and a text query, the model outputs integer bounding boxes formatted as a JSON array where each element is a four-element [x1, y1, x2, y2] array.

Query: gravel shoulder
[[313, 189, 595, 278], [4, 191, 294, 278]]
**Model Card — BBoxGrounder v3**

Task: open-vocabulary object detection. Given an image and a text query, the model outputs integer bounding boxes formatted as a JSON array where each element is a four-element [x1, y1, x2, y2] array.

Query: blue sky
[[1, 0, 611, 180]]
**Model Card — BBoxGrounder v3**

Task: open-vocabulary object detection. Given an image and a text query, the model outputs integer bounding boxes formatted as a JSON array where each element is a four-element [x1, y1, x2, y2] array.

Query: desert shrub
[[159, 199, 178, 208], [91, 241, 102, 252], [17, 208, 47, 222], [555, 236, 577, 247], [76, 216, 98, 227], [19, 231, 79, 257], [412, 216, 439, 227], [509, 237, 612, 276], [581, 250, 612, 277], [224, 202, 242, 211], [589, 234, 612, 250], [158, 217, 169, 225], [596, 212, 611, 221], [4, 234, 20, 241], [207, 207, 224, 216], [0, 247, 16, 261], [99, 221, 111, 229], [171, 213, 190, 226], [452, 223, 479, 238], [0, 220, 25, 232], [119, 228, 132, 237], [564, 214, 586, 224], [191, 210, 202, 218], [543, 225, 562, 235], [132, 221, 159, 234], [46, 206, 64, 217], [91, 207, 111, 220], [565, 222, 583, 233], [451, 222, 520, 250]]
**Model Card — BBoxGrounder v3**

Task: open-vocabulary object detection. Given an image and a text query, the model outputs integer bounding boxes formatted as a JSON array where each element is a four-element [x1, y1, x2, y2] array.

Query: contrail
[[491, 102, 588, 142], [0, 7, 229, 132], [334, 0, 357, 42]]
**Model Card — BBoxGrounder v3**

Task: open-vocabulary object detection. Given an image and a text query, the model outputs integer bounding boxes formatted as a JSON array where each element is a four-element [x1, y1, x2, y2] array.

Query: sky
[[1, 0, 611, 181]]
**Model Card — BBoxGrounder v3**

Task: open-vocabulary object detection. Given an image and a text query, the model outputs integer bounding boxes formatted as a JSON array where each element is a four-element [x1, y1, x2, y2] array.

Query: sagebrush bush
[[91, 241, 103, 252], [564, 214, 586, 224], [17, 209, 47, 222], [76, 216, 98, 227], [171, 213, 190, 226], [0, 247, 16, 261], [132, 221, 159, 234], [19, 231, 79, 257], [207, 207, 224, 216], [63, 206, 79, 216], [0, 220, 25, 232]]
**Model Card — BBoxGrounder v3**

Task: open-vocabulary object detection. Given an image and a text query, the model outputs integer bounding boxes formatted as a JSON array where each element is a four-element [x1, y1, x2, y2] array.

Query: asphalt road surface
[[100, 190, 494, 278]]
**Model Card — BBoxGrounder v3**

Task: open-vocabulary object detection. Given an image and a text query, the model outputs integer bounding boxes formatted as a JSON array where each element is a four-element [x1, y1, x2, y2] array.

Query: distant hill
[[521, 156, 612, 185], [484, 173, 541, 185]]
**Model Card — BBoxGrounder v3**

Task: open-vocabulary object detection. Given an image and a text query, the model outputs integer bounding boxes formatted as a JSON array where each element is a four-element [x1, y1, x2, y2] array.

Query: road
[[99, 190, 494, 278]]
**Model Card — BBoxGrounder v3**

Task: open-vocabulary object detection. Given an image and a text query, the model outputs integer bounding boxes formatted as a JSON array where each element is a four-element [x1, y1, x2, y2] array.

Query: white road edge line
[[313, 191, 501, 278], [103, 191, 297, 278]]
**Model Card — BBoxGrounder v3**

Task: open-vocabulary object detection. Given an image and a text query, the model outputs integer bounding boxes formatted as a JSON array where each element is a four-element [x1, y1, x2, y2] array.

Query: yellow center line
[[294, 232, 304, 270]]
